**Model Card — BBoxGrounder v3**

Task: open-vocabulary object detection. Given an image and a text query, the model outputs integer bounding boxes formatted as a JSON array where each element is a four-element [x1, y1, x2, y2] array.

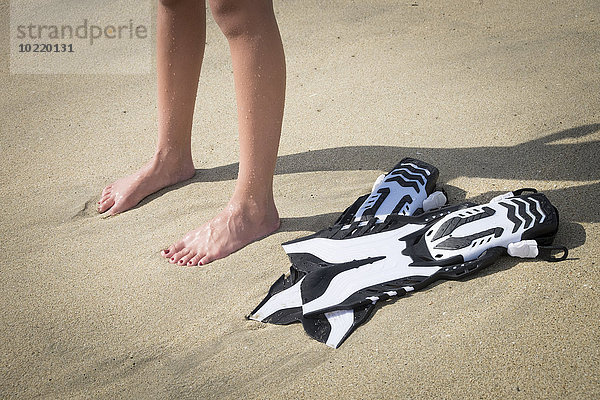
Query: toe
[[101, 185, 113, 197], [162, 240, 185, 258], [199, 253, 215, 266], [177, 250, 194, 265], [97, 196, 115, 213], [99, 193, 111, 204], [170, 248, 190, 264], [178, 252, 194, 266], [187, 254, 202, 266]]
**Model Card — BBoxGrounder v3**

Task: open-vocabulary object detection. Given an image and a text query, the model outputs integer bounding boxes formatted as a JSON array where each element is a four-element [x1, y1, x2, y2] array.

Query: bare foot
[[161, 198, 280, 266], [98, 154, 195, 216]]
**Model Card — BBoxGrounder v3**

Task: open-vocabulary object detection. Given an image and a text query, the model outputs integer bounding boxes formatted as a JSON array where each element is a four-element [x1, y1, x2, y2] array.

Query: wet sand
[[1, 0, 599, 398]]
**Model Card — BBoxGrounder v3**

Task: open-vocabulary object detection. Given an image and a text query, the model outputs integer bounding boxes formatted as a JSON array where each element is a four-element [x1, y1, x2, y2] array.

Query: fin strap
[[538, 245, 568, 262]]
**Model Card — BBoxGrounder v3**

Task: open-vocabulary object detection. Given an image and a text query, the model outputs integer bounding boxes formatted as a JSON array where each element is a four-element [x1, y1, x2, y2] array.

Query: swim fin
[[252, 163, 566, 348], [285, 190, 565, 348], [292, 190, 564, 318], [249, 158, 444, 346]]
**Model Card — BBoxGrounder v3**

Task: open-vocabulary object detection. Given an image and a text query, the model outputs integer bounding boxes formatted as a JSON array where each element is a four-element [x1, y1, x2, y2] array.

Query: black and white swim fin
[[287, 190, 564, 348], [249, 158, 444, 346], [293, 190, 564, 318], [252, 163, 566, 348]]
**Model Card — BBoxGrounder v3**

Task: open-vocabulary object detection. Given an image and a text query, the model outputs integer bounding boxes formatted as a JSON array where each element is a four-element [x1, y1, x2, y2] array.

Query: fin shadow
[[279, 213, 341, 233]]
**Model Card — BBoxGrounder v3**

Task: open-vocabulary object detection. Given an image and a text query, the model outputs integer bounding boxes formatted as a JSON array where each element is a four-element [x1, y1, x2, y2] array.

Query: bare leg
[[162, 0, 285, 266], [98, 0, 205, 215]]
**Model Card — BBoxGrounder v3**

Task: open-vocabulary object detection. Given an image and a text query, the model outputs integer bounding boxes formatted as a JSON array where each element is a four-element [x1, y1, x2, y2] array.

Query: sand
[[1, 0, 599, 398]]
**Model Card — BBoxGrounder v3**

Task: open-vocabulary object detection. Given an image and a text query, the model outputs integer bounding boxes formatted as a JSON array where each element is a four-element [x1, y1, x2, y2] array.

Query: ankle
[[229, 193, 279, 223], [153, 147, 193, 168]]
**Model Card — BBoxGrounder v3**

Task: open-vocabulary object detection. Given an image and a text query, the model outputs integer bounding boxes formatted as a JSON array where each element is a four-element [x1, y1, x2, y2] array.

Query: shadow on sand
[[137, 122, 598, 246]]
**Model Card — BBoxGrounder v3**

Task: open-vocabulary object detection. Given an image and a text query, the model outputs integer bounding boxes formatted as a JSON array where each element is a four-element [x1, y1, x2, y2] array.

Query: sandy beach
[[1, 0, 599, 398]]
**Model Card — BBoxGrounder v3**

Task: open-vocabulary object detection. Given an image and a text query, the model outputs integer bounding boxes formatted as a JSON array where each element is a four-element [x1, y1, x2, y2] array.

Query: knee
[[209, 0, 247, 39], [159, 0, 187, 8], [209, 0, 271, 39]]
